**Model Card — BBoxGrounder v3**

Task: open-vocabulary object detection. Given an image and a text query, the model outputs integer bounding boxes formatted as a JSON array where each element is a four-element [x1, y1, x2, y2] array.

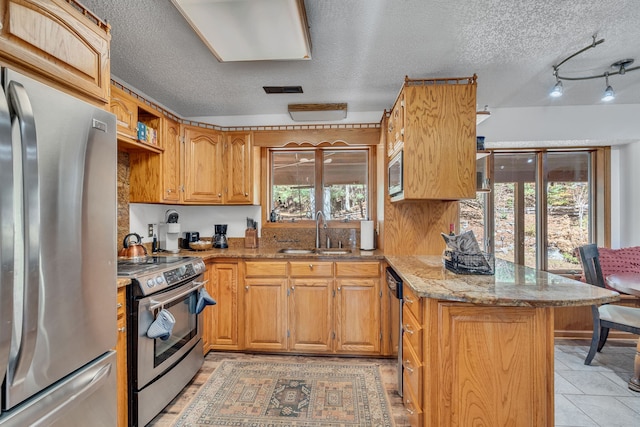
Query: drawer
[[402, 373, 423, 427], [402, 305, 423, 359], [335, 261, 379, 277], [116, 288, 126, 320], [402, 335, 422, 402], [289, 261, 333, 277], [245, 261, 287, 277], [403, 284, 422, 323]]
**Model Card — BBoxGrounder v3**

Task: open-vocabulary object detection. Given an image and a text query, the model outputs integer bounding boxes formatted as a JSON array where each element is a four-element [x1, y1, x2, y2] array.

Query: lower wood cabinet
[[242, 260, 381, 355], [203, 261, 240, 352], [401, 287, 555, 427], [289, 262, 333, 353], [335, 261, 381, 354], [116, 287, 127, 427]]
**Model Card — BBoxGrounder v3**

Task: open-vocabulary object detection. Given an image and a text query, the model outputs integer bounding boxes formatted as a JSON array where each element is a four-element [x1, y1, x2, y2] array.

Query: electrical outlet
[[148, 223, 154, 237]]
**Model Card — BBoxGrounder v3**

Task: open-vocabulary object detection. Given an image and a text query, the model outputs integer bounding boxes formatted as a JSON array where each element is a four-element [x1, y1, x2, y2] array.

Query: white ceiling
[[82, 0, 640, 124]]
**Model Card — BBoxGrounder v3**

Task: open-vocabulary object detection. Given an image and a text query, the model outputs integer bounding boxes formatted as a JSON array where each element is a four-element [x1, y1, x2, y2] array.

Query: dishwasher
[[385, 267, 403, 396]]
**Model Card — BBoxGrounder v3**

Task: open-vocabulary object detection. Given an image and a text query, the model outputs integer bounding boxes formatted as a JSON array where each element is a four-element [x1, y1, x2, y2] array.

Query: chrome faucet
[[315, 210, 326, 248]]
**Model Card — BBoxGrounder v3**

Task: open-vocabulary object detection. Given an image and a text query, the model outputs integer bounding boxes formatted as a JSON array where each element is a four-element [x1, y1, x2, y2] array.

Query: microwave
[[388, 150, 403, 197]]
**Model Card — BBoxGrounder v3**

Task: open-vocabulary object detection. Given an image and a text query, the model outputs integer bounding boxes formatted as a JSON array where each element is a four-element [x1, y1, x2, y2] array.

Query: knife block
[[244, 228, 258, 248]]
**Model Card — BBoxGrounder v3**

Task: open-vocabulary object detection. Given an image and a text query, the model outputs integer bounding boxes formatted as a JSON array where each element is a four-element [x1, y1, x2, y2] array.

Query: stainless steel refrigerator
[[0, 68, 117, 426]]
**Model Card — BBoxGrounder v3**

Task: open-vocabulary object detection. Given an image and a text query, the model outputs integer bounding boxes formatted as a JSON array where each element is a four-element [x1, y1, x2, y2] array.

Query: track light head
[[550, 80, 563, 97]]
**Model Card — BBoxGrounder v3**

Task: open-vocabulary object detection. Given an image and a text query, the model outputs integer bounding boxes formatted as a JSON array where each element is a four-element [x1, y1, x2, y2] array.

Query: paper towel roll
[[360, 220, 375, 250]]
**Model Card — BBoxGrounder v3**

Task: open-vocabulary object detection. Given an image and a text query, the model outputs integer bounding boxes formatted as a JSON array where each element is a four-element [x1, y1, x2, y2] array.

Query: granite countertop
[[165, 246, 385, 261], [385, 255, 620, 307]]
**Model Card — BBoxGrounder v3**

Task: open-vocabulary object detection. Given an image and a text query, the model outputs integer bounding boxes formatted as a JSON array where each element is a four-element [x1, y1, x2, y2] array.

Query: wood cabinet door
[[432, 303, 553, 427], [110, 86, 138, 139], [210, 262, 239, 349], [289, 278, 333, 352], [0, 0, 110, 105], [162, 118, 181, 203], [225, 132, 252, 204], [403, 83, 476, 200], [201, 264, 214, 353], [115, 287, 128, 427], [244, 278, 287, 351], [335, 278, 380, 354], [183, 126, 224, 203]]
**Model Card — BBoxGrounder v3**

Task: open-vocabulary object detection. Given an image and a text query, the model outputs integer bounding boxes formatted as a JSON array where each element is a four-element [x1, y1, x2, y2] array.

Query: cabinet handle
[[405, 296, 414, 305], [116, 303, 123, 309], [308, 264, 313, 269], [118, 327, 126, 333], [291, 286, 295, 291], [218, 193, 222, 197], [337, 287, 341, 291], [405, 406, 414, 415], [404, 324, 414, 335], [404, 360, 414, 373], [245, 285, 249, 291], [245, 192, 249, 196]]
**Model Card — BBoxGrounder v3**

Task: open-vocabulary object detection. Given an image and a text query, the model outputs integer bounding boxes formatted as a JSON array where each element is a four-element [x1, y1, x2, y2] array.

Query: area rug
[[174, 360, 395, 427]]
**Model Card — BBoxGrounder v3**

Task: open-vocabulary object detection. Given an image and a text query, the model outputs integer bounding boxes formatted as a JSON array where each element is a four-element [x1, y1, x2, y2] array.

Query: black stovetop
[[116, 256, 195, 277]]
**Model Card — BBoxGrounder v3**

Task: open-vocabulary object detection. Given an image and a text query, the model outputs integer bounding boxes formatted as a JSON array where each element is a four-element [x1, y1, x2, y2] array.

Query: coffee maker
[[159, 209, 180, 253], [213, 224, 228, 249]]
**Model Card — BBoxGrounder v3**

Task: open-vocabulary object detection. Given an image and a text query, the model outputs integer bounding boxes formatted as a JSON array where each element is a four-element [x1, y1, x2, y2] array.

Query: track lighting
[[550, 79, 563, 98], [550, 34, 639, 102], [601, 73, 615, 102]]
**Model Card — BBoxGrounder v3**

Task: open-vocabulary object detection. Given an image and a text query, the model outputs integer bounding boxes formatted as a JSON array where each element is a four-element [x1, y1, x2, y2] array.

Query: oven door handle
[[148, 280, 207, 312]]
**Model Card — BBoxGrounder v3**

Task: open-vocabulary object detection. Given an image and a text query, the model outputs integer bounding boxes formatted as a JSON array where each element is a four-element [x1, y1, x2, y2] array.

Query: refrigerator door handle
[[6, 81, 40, 386], [0, 82, 15, 380]]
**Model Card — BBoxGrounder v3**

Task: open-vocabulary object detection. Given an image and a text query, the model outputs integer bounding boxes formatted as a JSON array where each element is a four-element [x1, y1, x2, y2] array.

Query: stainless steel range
[[118, 256, 206, 426]]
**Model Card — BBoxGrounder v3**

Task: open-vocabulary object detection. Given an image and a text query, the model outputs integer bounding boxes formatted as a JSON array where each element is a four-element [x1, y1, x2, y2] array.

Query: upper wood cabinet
[[129, 116, 181, 203], [162, 118, 182, 203], [0, 0, 110, 105], [183, 125, 224, 204], [225, 132, 253, 204], [387, 92, 404, 157], [110, 85, 138, 140], [182, 128, 253, 205], [390, 76, 477, 201]]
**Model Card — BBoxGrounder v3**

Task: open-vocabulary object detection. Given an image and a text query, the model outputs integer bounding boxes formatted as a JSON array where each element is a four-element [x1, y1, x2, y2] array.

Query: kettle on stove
[[118, 233, 148, 260]]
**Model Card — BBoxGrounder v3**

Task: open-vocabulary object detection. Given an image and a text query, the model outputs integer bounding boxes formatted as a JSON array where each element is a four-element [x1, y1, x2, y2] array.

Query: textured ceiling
[[82, 0, 640, 123]]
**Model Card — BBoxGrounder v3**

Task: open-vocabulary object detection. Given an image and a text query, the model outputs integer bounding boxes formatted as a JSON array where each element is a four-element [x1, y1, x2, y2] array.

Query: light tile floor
[[149, 339, 640, 426], [554, 339, 639, 427]]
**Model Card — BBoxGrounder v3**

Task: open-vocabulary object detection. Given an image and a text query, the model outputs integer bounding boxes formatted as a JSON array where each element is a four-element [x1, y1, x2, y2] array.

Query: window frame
[[263, 145, 376, 228], [461, 147, 610, 274]]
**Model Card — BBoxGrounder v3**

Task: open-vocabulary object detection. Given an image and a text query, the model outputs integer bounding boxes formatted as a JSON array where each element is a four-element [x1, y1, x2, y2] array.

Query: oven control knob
[[178, 265, 187, 276], [155, 276, 164, 285], [146, 278, 155, 288]]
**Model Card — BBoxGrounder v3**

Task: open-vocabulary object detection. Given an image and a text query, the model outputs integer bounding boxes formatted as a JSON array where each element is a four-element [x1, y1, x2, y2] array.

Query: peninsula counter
[[385, 255, 619, 427]]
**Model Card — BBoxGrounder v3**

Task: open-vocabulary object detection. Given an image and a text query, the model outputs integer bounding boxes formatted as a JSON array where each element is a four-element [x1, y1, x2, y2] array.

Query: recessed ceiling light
[[288, 103, 347, 121]]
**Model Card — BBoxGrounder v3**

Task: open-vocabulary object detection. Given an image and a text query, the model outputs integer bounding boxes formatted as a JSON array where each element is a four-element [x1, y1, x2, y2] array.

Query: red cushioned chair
[[578, 244, 640, 365]]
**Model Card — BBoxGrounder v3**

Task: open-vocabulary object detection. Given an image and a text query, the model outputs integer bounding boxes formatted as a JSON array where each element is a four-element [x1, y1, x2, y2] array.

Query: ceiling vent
[[263, 86, 304, 94]]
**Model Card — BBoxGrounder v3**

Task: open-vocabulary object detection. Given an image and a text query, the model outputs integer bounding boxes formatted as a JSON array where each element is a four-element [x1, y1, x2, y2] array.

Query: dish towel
[[196, 287, 216, 314], [146, 308, 175, 341]]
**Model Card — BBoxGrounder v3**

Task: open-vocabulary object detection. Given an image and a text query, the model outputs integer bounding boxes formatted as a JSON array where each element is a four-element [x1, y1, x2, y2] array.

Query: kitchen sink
[[277, 248, 315, 254], [277, 248, 353, 255], [315, 249, 352, 255]]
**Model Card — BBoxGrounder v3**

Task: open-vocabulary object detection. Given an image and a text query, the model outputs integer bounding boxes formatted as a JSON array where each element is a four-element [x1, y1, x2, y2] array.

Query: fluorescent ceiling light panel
[[288, 103, 347, 121], [171, 0, 311, 62]]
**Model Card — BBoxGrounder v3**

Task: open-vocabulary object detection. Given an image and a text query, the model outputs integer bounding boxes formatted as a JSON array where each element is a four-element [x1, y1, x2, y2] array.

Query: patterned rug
[[174, 360, 395, 426]]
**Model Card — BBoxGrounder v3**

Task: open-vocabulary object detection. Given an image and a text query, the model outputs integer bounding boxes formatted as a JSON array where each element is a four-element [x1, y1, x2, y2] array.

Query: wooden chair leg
[[585, 305, 601, 365], [597, 327, 610, 352]]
